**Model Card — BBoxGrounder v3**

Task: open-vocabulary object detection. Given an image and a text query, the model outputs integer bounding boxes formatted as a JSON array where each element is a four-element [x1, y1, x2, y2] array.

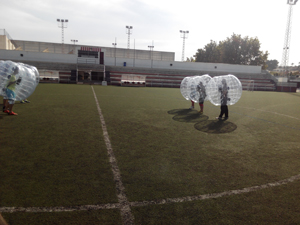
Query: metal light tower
[[112, 38, 117, 66], [148, 42, 154, 68], [126, 25, 133, 49], [71, 39, 78, 54], [180, 30, 189, 61], [281, 0, 298, 76], [71, 39, 78, 45], [57, 19, 68, 53]]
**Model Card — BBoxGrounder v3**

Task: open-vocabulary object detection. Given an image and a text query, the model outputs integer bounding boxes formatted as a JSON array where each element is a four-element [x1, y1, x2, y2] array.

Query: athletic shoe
[[189, 106, 194, 109], [8, 111, 18, 116], [25, 100, 30, 103], [216, 117, 222, 120], [199, 111, 203, 114], [3, 110, 9, 114], [20, 100, 25, 103], [224, 117, 228, 120]]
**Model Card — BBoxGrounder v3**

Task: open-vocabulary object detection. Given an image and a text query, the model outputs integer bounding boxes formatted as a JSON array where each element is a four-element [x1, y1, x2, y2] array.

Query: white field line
[[0, 203, 120, 213], [130, 174, 300, 207], [91, 86, 134, 225], [1, 174, 300, 213]]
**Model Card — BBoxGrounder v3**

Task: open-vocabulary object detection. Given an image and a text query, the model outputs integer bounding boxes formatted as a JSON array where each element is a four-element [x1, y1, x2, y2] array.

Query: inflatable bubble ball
[[206, 74, 242, 106], [189, 74, 212, 103], [180, 76, 192, 100], [0, 60, 40, 101]]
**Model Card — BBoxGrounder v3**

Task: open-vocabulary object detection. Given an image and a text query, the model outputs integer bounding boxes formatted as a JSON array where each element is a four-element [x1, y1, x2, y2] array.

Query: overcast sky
[[1, 0, 300, 64]]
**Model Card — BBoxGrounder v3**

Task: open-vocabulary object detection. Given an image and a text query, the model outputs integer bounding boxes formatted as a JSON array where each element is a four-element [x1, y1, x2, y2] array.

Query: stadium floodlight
[[148, 43, 154, 68], [180, 30, 189, 61], [112, 38, 117, 66], [126, 26, 133, 49], [287, 0, 298, 5], [57, 18, 68, 53], [71, 40, 78, 54], [281, 0, 298, 76], [71, 39, 78, 44]]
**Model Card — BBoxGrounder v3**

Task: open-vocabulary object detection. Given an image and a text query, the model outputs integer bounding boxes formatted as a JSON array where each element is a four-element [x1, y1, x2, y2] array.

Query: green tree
[[266, 59, 279, 71], [186, 57, 195, 62], [194, 40, 221, 63], [194, 33, 268, 69]]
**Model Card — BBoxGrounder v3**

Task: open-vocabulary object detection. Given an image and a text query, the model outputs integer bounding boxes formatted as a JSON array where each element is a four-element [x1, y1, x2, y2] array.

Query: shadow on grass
[[168, 109, 209, 123], [167, 108, 193, 115], [194, 119, 237, 134], [168, 109, 237, 133]]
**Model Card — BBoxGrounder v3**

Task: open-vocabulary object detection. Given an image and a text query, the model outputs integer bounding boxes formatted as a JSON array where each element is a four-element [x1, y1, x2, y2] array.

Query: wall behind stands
[[0, 49, 77, 64], [0, 49, 261, 75], [104, 56, 262, 74], [0, 35, 14, 50]]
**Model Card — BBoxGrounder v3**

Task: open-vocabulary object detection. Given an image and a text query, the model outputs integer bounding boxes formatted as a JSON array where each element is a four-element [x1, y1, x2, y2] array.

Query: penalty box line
[[91, 86, 134, 225]]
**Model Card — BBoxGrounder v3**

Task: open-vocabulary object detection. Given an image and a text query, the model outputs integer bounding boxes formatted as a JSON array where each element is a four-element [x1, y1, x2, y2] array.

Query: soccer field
[[1, 84, 300, 225]]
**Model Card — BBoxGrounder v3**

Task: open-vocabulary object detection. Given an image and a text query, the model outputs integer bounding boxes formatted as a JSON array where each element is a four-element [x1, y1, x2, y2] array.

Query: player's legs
[[199, 102, 204, 113], [189, 101, 195, 109]]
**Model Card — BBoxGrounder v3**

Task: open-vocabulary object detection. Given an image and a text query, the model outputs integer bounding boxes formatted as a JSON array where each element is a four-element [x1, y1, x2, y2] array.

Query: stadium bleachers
[[0, 59, 281, 91], [107, 66, 277, 91]]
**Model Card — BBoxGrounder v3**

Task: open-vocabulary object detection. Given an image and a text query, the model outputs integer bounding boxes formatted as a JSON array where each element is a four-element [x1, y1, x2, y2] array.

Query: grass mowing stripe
[[91, 86, 134, 225]]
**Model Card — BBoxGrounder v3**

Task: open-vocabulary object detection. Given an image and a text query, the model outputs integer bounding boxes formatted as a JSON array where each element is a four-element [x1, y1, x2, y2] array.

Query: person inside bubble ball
[[3, 66, 21, 116], [216, 79, 229, 120], [189, 81, 206, 114]]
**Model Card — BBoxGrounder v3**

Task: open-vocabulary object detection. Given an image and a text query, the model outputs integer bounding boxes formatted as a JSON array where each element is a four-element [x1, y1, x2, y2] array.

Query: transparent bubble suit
[[189, 74, 211, 103], [180, 76, 191, 100], [0, 60, 40, 101], [206, 74, 242, 106]]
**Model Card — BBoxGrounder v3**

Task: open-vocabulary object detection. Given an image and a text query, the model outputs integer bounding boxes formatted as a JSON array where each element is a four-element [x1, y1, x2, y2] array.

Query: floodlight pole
[[57, 19, 68, 54], [112, 38, 117, 66], [281, 0, 298, 77], [71, 39, 78, 55], [148, 42, 154, 68], [126, 25, 133, 49], [180, 30, 189, 62]]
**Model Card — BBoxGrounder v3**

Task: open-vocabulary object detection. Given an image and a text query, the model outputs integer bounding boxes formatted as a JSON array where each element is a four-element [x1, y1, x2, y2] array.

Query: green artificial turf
[[133, 180, 300, 225], [2, 209, 122, 225], [1, 84, 300, 224], [0, 84, 118, 208], [93, 86, 300, 202]]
